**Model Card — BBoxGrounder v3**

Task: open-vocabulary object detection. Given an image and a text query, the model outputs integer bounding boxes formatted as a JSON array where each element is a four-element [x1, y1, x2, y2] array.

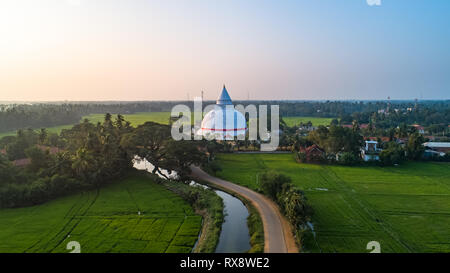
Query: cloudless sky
[[0, 0, 449, 101]]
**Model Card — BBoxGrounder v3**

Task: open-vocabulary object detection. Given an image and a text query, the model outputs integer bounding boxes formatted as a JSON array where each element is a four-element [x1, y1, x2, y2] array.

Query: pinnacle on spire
[[216, 85, 233, 105]]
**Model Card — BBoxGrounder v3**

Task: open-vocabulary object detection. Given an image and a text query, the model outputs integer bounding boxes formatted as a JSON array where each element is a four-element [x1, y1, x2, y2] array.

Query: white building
[[361, 140, 381, 161], [198, 85, 246, 140]]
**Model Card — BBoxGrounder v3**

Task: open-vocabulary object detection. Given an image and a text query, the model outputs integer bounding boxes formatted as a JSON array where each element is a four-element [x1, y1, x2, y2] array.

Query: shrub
[[338, 152, 360, 166], [259, 171, 291, 200], [295, 152, 307, 163], [379, 142, 405, 166]]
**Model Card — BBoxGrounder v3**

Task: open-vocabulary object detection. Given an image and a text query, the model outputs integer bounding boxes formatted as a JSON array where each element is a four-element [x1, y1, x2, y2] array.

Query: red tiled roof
[[13, 158, 31, 167], [341, 124, 373, 129], [359, 124, 370, 129], [364, 136, 390, 142], [36, 145, 62, 155], [300, 144, 325, 154], [9, 145, 62, 167]]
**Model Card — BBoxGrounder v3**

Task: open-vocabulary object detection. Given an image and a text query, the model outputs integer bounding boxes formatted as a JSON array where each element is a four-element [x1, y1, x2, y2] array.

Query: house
[[298, 124, 316, 132], [13, 158, 31, 167], [423, 149, 445, 158], [341, 123, 373, 130], [423, 142, 450, 154], [298, 144, 326, 163], [359, 123, 372, 130], [364, 136, 390, 143], [412, 124, 425, 134], [7, 145, 63, 167], [361, 140, 381, 161]]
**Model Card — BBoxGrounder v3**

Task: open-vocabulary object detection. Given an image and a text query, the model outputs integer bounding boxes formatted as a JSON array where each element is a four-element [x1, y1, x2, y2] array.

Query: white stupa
[[199, 85, 246, 139]]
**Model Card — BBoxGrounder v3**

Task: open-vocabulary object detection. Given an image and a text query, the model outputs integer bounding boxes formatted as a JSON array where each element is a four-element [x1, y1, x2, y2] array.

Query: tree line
[[1, 100, 448, 134]]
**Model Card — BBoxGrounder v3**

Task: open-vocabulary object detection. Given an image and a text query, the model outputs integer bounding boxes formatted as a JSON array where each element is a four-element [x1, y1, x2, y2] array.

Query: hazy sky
[[0, 0, 449, 101]]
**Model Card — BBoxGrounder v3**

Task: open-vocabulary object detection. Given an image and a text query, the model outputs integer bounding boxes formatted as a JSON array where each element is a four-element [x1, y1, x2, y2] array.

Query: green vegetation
[[246, 202, 265, 253], [283, 116, 334, 127], [215, 153, 450, 253], [0, 173, 202, 253], [83, 112, 172, 126], [162, 178, 224, 253]]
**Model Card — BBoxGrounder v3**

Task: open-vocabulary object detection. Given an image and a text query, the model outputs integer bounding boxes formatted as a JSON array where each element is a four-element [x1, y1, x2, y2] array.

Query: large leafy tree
[[121, 122, 172, 178]]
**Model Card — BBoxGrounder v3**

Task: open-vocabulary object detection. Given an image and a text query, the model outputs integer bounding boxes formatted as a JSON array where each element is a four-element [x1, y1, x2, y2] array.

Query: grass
[[214, 153, 450, 253], [244, 200, 265, 253], [0, 173, 202, 253], [282, 116, 334, 127]]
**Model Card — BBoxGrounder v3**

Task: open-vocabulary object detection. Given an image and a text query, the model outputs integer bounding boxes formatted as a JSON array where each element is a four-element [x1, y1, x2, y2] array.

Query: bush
[[338, 152, 360, 166], [260, 171, 291, 200], [0, 174, 87, 208], [379, 142, 405, 166], [295, 152, 307, 163], [208, 161, 222, 175], [258, 170, 313, 248]]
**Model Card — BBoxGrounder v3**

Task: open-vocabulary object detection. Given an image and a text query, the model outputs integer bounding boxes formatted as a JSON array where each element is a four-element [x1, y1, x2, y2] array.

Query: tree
[[406, 132, 425, 160], [38, 128, 48, 145], [25, 146, 53, 173], [164, 140, 205, 180], [0, 154, 15, 185], [260, 171, 291, 200], [281, 186, 312, 228], [121, 122, 172, 178], [338, 152, 360, 166], [397, 123, 408, 138], [379, 142, 405, 166]]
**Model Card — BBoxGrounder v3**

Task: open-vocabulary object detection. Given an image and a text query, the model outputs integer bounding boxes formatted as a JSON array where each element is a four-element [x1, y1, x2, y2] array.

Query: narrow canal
[[133, 157, 251, 253]]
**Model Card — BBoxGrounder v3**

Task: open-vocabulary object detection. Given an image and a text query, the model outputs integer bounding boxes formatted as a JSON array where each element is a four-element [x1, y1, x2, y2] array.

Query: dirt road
[[190, 166, 298, 253]]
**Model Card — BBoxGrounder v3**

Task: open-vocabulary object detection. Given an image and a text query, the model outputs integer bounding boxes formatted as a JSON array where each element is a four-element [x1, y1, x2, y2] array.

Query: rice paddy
[[0, 174, 202, 253], [214, 153, 450, 253]]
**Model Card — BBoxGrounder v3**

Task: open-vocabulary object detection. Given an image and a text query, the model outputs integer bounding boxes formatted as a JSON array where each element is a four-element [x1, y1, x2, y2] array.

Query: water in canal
[[134, 157, 251, 253], [214, 190, 251, 253]]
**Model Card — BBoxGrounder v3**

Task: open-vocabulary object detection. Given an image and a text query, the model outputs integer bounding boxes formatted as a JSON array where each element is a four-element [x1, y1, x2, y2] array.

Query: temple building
[[198, 85, 246, 139]]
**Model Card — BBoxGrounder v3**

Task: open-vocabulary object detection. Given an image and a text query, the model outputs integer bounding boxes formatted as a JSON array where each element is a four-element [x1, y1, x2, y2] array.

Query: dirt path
[[190, 166, 298, 253]]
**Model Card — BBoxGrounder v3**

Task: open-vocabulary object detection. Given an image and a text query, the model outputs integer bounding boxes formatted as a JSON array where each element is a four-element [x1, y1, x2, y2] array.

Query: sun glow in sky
[[0, 0, 449, 101]]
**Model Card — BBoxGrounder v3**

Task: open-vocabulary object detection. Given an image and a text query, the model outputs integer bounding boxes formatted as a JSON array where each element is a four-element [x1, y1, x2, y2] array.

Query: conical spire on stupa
[[216, 85, 233, 105]]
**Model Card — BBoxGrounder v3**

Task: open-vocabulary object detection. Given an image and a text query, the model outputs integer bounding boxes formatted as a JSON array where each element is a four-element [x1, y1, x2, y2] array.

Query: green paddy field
[[215, 153, 450, 253], [0, 174, 201, 253], [282, 116, 334, 127]]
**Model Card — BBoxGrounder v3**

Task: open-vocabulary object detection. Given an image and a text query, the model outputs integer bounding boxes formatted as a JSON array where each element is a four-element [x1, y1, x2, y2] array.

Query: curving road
[[190, 166, 298, 253]]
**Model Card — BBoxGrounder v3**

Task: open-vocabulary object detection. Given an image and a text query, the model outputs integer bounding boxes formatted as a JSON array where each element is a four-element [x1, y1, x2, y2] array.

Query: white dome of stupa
[[199, 85, 246, 139]]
